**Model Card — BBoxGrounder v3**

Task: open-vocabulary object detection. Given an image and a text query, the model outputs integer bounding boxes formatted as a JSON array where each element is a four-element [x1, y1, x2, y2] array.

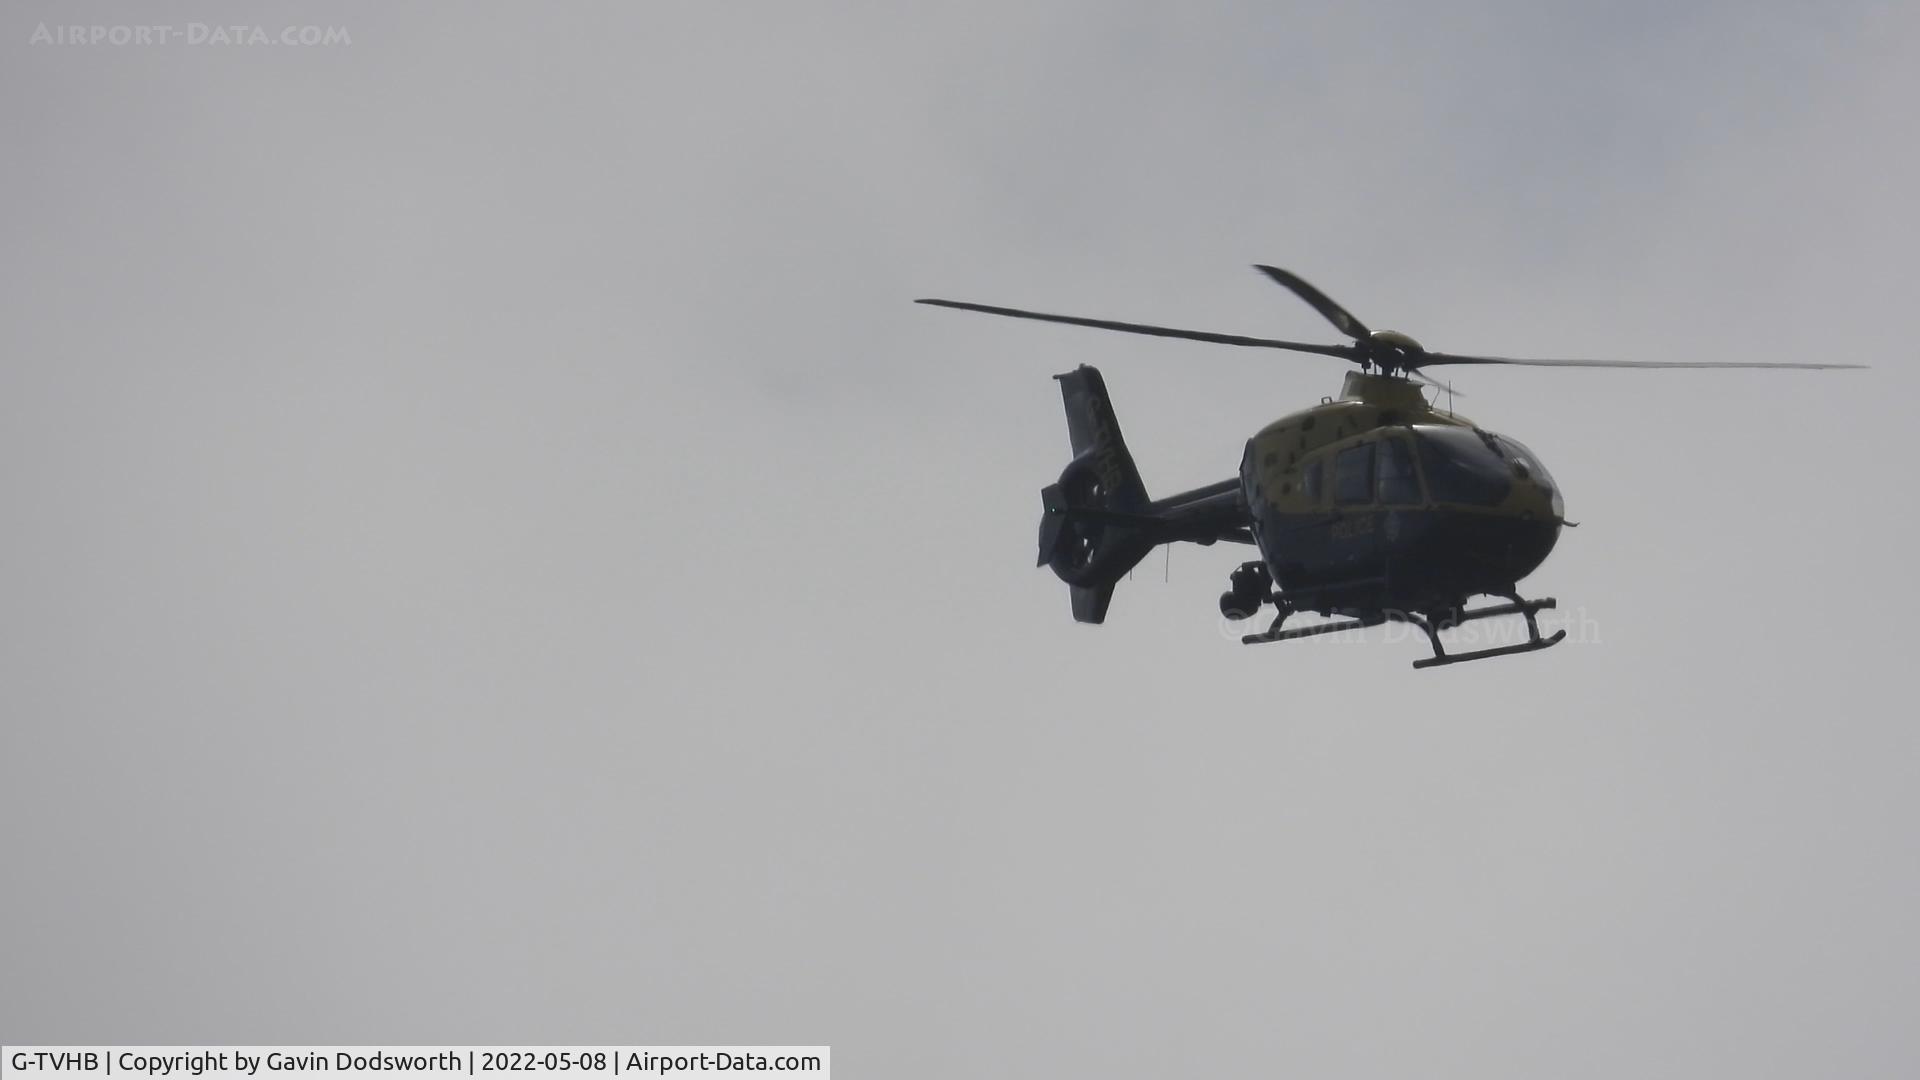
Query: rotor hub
[[1362, 329, 1425, 372]]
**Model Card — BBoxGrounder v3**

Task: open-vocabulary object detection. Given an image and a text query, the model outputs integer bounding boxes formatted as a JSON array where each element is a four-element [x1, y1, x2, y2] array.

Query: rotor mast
[[1340, 369, 1429, 409]]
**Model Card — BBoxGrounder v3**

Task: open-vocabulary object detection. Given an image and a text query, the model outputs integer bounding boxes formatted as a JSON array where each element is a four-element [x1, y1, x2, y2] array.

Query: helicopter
[[917, 266, 1863, 669]]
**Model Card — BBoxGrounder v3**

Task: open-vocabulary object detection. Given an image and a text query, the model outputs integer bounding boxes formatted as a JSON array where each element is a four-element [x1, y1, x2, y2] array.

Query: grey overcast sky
[[3, 1, 1917, 1075]]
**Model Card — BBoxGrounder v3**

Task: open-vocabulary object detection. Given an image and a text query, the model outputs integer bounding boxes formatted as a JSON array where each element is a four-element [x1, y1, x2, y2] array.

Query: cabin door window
[[1333, 444, 1373, 504]]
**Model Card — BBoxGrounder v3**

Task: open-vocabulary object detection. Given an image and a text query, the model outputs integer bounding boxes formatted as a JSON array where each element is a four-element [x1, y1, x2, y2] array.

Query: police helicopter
[[917, 266, 1862, 669]]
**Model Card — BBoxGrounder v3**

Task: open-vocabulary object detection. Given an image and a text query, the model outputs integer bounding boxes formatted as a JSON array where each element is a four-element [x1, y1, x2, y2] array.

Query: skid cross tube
[[1409, 596, 1564, 669]]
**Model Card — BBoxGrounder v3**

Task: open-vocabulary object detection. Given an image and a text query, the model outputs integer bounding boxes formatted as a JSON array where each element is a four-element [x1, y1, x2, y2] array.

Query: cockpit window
[[1303, 460, 1322, 503], [1414, 426, 1511, 506], [1494, 435, 1555, 489], [1333, 443, 1372, 504], [1376, 436, 1421, 504]]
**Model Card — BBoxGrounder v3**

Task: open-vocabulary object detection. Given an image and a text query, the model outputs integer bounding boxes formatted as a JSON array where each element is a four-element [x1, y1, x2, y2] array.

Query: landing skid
[[1242, 594, 1566, 669]]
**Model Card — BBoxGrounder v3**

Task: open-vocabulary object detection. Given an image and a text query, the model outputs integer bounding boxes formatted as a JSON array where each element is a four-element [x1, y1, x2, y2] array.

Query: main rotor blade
[[915, 298, 1358, 360], [1252, 265, 1371, 340], [1416, 351, 1868, 370]]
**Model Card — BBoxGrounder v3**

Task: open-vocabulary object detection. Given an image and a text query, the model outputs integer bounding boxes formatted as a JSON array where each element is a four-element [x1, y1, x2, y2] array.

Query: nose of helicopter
[[1405, 425, 1565, 593], [1498, 512, 1561, 584], [1416, 508, 1561, 596], [1500, 466, 1565, 585]]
